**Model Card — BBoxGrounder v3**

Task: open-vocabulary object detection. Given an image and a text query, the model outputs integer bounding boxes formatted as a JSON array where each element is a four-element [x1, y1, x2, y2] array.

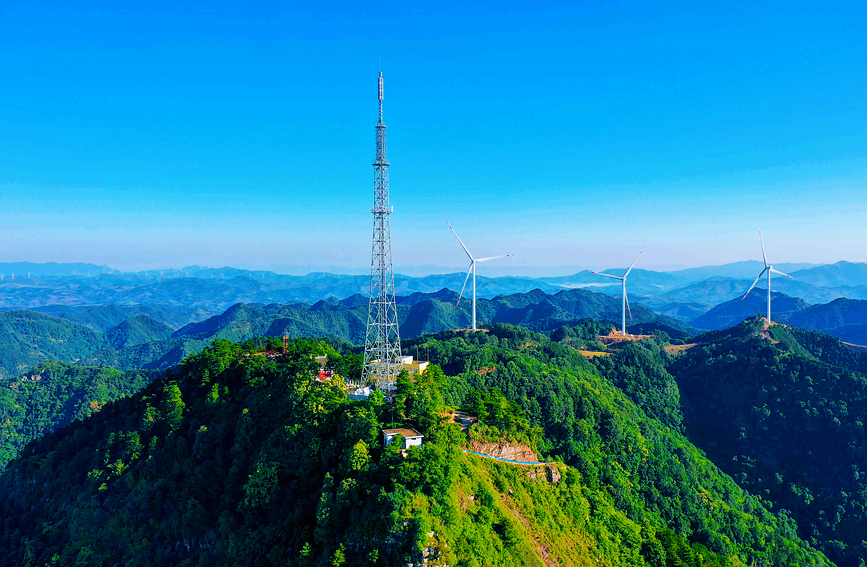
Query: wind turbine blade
[[475, 254, 514, 263], [456, 262, 473, 305], [769, 267, 792, 278], [447, 221, 473, 261], [742, 268, 768, 300], [759, 228, 768, 268], [625, 288, 633, 320], [586, 270, 623, 281], [624, 246, 646, 278]]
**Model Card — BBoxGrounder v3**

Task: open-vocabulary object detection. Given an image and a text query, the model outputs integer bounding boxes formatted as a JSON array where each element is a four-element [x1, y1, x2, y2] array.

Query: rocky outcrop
[[469, 441, 538, 463]]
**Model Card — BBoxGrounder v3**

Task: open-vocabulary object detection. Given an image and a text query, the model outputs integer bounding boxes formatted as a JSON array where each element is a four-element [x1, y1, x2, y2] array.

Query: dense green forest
[[669, 317, 867, 567], [0, 329, 830, 566], [0, 310, 107, 380], [0, 362, 157, 468]]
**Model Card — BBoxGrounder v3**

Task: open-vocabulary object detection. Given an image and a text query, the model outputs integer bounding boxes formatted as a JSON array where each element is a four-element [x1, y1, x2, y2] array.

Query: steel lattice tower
[[362, 69, 402, 392]]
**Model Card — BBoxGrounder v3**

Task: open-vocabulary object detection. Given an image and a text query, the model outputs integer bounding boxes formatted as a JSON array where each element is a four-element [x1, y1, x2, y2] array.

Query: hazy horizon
[[0, 258, 838, 279]]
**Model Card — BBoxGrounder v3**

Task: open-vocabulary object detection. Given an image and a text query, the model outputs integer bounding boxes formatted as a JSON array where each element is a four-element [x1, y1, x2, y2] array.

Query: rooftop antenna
[[742, 228, 792, 325], [448, 221, 513, 332], [586, 247, 646, 336]]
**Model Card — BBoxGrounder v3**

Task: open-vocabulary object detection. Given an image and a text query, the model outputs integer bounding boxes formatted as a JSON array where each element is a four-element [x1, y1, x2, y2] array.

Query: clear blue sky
[[0, 0, 864, 273]]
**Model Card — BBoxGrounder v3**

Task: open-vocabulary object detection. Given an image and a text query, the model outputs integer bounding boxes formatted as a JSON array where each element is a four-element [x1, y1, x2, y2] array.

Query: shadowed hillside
[[690, 290, 808, 330], [670, 317, 867, 567]]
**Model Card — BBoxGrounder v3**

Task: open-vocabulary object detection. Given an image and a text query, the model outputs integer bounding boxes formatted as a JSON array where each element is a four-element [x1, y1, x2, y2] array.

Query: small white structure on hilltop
[[348, 385, 373, 401], [383, 428, 424, 450], [345, 356, 430, 401], [399, 355, 429, 376]]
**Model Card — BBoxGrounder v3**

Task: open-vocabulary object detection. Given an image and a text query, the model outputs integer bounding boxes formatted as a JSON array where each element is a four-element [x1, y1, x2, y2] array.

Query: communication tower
[[361, 69, 402, 392]]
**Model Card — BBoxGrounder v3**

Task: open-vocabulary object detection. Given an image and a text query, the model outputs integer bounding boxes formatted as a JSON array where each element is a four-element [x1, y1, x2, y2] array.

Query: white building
[[382, 428, 424, 449], [348, 385, 372, 401], [400, 355, 429, 376]]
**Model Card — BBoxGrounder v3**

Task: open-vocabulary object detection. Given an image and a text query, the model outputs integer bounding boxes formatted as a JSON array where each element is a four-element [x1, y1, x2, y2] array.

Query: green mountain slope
[[105, 314, 174, 349], [0, 311, 106, 380], [35, 303, 213, 331], [690, 291, 808, 330], [669, 318, 867, 567], [0, 362, 156, 467], [416, 327, 825, 566], [787, 298, 867, 344], [172, 287, 691, 347], [86, 337, 213, 371], [0, 286, 696, 380], [0, 332, 828, 566]]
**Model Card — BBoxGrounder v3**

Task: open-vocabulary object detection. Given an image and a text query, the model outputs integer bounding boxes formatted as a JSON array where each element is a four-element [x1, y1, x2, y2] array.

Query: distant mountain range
[[690, 290, 810, 330], [3, 261, 867, 324], [0, 287, 688, 380], [3, 260, 867, 380], [689, 291, 867, 345]]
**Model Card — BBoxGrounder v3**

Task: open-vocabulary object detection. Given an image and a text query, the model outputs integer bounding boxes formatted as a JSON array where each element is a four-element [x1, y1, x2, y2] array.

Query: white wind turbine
[[448, 222, 513, 332], [586, 247, 646, 336], [741, 229, 792, 324]]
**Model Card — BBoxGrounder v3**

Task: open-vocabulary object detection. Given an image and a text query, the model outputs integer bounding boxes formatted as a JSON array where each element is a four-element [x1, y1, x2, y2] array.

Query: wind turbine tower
[[448, 222, 513, 332], [362, 68, 402, 392], [742, 229, 792, 324], [586, 247, 645, 336]]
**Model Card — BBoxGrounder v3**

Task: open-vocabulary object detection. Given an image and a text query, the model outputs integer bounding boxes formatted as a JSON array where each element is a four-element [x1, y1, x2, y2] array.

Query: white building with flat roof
[[400, 355, 429, 376], [383, 428, 424, 449]]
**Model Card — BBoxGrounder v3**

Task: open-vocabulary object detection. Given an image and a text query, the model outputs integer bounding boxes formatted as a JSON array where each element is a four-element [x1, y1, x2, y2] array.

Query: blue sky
[[0, 1, 864, 273]]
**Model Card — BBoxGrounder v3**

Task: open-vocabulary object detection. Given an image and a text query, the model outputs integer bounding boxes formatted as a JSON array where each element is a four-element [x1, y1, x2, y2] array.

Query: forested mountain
[[669, 318, 867, 567], [35, 303, 213, 332], [0, 288, 690, 379], [0, 310, 107, 380], [691, 293, 867, 345], [0, 362, 156, 467], [647, 278, 843, 316], [690, 290, 809, 330], [0, 330, 829, 566], [173, 287, 691, 346], [788, 298, 867, 344], [105, 315, 175, 349]]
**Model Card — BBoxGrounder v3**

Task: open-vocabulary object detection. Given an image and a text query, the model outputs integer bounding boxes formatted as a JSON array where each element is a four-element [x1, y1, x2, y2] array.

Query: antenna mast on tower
[[362, 68, 402, 393]]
